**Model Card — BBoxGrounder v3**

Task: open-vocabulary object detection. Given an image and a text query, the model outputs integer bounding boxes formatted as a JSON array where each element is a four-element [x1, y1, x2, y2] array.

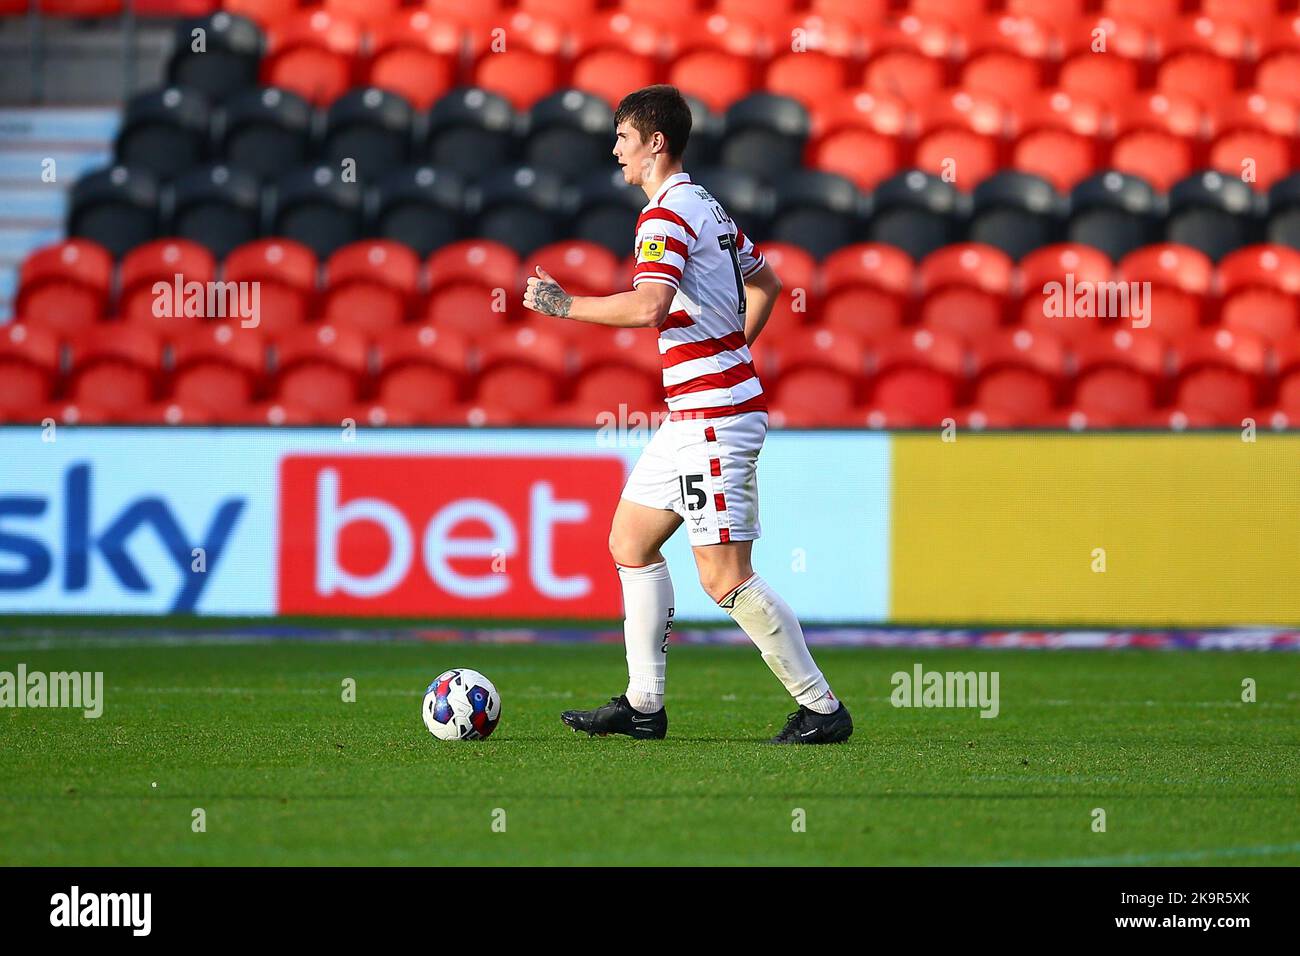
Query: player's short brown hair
[[614, 85, 692, 160]]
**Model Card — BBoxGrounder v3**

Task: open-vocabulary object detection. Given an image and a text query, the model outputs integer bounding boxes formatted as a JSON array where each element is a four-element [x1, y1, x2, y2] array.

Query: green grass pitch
[[2, 637, 1298, 866]]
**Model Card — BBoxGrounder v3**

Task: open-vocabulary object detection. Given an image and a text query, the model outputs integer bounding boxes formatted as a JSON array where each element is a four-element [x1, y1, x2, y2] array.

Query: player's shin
[[718, 573, 840, 714], [618, 560, 674, 713]]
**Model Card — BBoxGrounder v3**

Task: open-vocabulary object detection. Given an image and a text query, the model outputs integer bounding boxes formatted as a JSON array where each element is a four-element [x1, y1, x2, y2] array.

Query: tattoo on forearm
[[532, 282, 573, 317]]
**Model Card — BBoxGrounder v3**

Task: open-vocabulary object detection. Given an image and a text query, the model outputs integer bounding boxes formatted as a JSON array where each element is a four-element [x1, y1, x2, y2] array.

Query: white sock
[[718, 573, 839, 712], [619, 560, 673, 713]]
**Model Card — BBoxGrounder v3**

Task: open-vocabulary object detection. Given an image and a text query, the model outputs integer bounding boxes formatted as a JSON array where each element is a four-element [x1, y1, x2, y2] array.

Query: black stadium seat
[[67, 165, 160, 258], [424, 87, 519, 182], [371, 165, 465, 258], [213, 86, 315, 182], [1166, 170, 1263, 262], [466, 165, 571, 256], [1067, 170, 1163, 262], [322, 87, 417, 183], [169, 163, 263, 259], [269, 164, 366, 259], [167, 12, 263, 102], [769, 169, 865, 260], [522, 89, 615, 181], [970, 170, 1064, 260], [720, 93, 811, 181], [571, 167, 644, 256], [114, 86, 212, 180], [1267, 172, 1300, 252], [866, 170, 967, 261], [681, 94, 722, 170], [692, 167, 774, 238]]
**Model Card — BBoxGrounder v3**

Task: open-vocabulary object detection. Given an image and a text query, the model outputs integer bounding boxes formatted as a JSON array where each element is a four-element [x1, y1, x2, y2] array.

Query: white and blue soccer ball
[[422, 668, 501, 741]]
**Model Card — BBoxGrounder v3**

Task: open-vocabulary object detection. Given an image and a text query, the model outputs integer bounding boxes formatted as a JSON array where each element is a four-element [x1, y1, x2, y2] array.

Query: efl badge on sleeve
[[639, 234, 667, 261]]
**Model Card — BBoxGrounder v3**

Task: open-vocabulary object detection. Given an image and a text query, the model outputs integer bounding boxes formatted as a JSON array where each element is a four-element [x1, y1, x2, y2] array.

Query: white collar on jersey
[[642, 171, 693, 211]]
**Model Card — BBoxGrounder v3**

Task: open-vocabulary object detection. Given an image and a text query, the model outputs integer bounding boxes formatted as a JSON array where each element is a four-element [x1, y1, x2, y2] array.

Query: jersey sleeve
[[736, 226, 766, 280], [631, 206, 694, 291]]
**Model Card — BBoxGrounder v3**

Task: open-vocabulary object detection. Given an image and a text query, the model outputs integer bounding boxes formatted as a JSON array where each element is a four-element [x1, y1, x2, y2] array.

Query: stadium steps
[[0, 107, 117, 322]]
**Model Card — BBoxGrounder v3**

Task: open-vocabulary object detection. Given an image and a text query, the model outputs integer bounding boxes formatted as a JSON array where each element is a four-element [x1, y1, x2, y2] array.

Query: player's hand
[[523, 266, 573, 318]]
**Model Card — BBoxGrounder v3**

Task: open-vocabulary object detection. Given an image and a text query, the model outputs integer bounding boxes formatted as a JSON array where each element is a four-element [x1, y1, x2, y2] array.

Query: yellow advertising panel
[[890, 433, 1300, 626]]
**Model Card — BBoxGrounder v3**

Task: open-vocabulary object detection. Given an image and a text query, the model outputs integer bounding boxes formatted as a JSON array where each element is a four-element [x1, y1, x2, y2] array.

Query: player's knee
[[608, 530, 649, 568]]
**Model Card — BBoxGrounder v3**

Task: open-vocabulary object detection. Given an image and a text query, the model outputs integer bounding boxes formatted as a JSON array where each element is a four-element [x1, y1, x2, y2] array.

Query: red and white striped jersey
[[631, 171, 768, 420]]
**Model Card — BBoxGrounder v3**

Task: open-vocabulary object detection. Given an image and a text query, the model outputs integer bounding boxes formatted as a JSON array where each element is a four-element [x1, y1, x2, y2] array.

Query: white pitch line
[[981, 841, 1300, 867]]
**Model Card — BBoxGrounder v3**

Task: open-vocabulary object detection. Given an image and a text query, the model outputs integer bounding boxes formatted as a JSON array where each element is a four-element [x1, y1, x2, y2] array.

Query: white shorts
[[621, 411, 768, 546]]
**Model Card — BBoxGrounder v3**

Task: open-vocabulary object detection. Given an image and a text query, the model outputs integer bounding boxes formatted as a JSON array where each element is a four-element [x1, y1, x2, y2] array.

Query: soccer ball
[[422, 668, 501, 741]]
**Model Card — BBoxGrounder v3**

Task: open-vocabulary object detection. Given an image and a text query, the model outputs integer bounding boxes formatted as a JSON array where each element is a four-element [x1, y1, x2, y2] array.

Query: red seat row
[[18, 237, 1300, 349], [5, 313, 1300, 429]]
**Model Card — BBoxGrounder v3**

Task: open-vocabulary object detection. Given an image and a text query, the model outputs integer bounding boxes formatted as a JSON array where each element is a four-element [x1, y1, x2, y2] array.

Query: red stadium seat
[[1118, 243, 1214, 298], [961, 51, 1044, 101], [571, 9, 668, 58], [1256, 49, 1300, 100], [224, 239, 319, 337], [423, 286, 514, 340], [571, 327, 663, 413], [170, 322, 266, 414], [367, 11, 460, 110], [1111, 90, 1203, 140], [1272, 333, 1300, 414], [1163, 14, 1252, 63], [530, 241, 621, 298], [223, 0, 296, 29], [1157, 51, 1237, 109], [1109, 128, 1194, 193], [233, 401, 322, 426], [819, 243, 914, 338], [808, 127, 899, 193], [374, 324, 472, 416], [1015, 88, 1107, 139], [0, 324, 60, 413], [764, 52, 851, 110], [263, 11, 364, 106], [1217, 245, 1300, 343], [119, 238, 217, 332], [768, 327, 866, 419], [1018, 243, 1114, 344], [868, 328, 965, 425], [1170, 329, 1268, 423], [916, 244, 1013, 343], [864, 49, 945, 104], [273, 324, 368, 418], [755, 241, 818, 332], [325, 0, 400, 28], [345, 401, 425, 427], [914, 128, 999, 191], [1057, 51, 1139, 102], [322, 240, 421, 336], [1012, 129, 1095, 194], [970, 328, 1065, 422], [428, 240, 520, 294], [671, 11, 770, 58], [1070, 327, 1166, 424], [572, 48, 658, 108], [474, 323, 569, 417], [811, 89, 910, 140], [4, 401, 113, 426], [810, 0, 888, 27], [1209, 130, 1292, 191], [16, 239, 113, 337], [1209, 91, 1300, 139], [667, 49, 753, 114], [134, 401, 217, 425], [474, 48, 562, 111], [68, 325, 163, 415]]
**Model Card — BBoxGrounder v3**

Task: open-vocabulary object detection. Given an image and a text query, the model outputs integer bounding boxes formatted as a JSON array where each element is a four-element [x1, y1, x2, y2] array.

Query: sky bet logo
[[0, 463, 244, 611]]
